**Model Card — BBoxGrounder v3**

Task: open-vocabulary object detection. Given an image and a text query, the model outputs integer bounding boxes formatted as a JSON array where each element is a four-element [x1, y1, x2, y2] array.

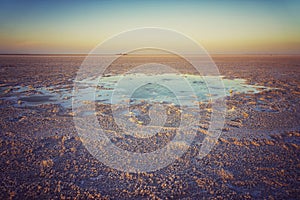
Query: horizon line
[[0, 52, 300, 56]]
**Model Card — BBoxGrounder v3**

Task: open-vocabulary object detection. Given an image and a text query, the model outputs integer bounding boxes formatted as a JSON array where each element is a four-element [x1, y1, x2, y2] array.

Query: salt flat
[[0, 54, 299, 199]]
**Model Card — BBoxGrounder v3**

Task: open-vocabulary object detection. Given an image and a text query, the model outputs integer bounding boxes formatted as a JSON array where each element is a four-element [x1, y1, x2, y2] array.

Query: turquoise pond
[[1, 74, 269, 109]]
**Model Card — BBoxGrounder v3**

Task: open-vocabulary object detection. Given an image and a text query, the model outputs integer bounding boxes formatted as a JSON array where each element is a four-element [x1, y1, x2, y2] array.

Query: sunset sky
[[0, 0, 299, 54]]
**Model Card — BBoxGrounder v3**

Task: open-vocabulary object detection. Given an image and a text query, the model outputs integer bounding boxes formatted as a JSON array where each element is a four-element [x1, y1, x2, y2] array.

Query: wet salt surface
[[0, 74, 270, 110]]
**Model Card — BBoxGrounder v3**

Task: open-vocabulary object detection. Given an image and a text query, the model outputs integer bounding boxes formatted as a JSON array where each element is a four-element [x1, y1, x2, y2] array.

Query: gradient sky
[[0, 0, 299, 54]]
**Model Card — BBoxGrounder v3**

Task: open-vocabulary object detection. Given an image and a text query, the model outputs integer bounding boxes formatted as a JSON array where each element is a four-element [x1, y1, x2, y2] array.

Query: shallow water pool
[[1, 74, 269, 109]]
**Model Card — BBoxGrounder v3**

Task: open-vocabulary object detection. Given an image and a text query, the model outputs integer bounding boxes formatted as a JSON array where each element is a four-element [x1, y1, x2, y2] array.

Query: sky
[[0, 0, 299, 54]]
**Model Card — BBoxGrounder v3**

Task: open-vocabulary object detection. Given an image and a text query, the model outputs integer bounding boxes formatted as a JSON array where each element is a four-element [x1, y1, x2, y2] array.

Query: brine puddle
[[0, 74, 270, 111]]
